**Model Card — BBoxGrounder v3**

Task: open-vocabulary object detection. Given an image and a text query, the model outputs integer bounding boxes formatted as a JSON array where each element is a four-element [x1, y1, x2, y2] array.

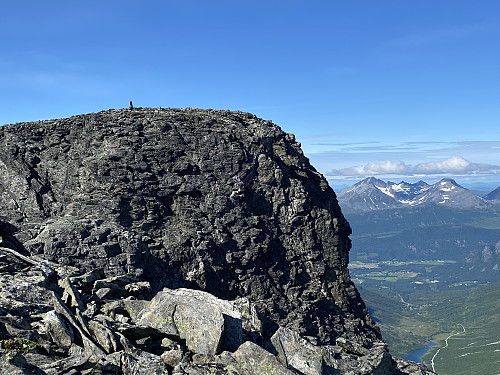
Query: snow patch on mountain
[[338, 177, 493, 212]]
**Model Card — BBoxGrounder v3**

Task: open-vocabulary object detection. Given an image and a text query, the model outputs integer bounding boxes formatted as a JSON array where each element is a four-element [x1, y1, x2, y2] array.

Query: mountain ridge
[[338, 177, 497, 212], [485, 186, 500, 201]]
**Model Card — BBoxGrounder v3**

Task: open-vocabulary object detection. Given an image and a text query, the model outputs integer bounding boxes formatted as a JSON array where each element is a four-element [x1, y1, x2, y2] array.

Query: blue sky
[[1, 1, 499, 191]]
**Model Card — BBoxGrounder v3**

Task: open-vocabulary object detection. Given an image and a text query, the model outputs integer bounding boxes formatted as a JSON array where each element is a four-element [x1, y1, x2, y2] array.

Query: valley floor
[[357, 280, 500, 375]]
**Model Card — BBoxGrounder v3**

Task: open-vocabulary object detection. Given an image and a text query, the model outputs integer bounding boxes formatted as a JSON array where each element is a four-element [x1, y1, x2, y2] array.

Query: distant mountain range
[[338, 177, 500, 212], [485, 186, 500, 201]]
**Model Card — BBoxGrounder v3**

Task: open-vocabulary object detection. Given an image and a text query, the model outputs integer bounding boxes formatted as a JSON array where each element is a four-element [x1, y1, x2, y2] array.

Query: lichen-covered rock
[[0, 350, 46, 375], [323, 342, 396, 375], [120, 349, 169, 375], [161, 346, 183, 368], [271, 327, 325, 375], [88, 315, 120, 354], [137, 288, 242, 355], [231, 341, 294, 375], [393, 357, 437, 375]]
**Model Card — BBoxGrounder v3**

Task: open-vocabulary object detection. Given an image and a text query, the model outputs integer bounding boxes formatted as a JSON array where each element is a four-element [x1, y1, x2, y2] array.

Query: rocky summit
[[0, 107, 434, 374]]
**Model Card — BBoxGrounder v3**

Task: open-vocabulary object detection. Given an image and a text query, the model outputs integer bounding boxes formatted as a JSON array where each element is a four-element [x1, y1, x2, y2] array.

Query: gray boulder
[[88, 315, 120, 354], [271, 327, 325, 375], [120, 350, 169, 375], [137, 288, 242, 355], [172, 342, 295, 375], [232, 341, 294, 375], [161, 346, 184, 368], [43, 310, 74, 350]]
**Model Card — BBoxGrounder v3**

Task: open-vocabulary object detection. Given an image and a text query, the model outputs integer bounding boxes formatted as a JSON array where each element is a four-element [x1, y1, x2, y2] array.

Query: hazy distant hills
[[338, 177, 499, 212], [485, 186, 500, 201]]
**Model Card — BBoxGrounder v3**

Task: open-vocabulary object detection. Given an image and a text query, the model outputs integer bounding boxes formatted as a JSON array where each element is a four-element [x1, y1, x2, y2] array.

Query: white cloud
[[328, 156, 500, 177], [415, 156, 472, 173], [332, 160, 410, 176]]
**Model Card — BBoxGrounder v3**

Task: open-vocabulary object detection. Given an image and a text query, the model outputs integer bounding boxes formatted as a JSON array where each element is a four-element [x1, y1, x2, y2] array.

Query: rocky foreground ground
[[0, 251, 430, 374], [0, 107, 435, 374]]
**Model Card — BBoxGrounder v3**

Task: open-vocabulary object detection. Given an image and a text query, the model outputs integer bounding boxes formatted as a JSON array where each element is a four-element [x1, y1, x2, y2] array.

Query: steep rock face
[[0, 107, 376, 348]]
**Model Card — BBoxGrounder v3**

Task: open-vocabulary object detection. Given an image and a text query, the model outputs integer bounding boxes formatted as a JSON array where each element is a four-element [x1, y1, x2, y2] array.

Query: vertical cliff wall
[[0, 107, 378, 348]]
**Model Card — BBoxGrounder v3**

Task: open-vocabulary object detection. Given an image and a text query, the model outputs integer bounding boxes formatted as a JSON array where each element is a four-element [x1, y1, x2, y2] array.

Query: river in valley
[[403, 341, 436, 363]]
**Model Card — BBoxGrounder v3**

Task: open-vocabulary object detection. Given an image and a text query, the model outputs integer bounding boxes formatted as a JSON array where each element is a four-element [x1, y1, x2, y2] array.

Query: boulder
[[161, 347, 183, 367], [0, 350, 46, 375], [88, 316, 120, 354], [137, 288, 242, 355], [43, 310, 74, 350], [93, 276, 135, 300], [125, 281, 151, 296], [231, 341, 294, 375], [120, 350, 169, 375], [270, 327, 325, 375]]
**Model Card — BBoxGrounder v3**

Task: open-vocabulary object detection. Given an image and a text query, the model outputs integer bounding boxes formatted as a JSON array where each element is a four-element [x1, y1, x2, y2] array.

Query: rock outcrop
[[0, 107, 435, 374]]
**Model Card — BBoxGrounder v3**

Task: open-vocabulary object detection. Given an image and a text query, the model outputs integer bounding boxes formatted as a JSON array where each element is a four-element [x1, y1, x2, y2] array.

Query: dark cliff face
[[0, 107, 379, 347]]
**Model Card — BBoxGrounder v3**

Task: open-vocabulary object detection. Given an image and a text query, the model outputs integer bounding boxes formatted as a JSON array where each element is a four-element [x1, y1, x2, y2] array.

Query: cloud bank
[[329, 156, 500, 177], [336, 160, 409, 176]]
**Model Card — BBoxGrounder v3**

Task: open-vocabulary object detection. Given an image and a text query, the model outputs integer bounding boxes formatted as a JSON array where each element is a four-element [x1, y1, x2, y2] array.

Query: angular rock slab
[[137, 288, 242, 356], [232, 341, 294, 375], [43, 310, 75, 350], [271, 327, 325, 375], [171, 343, 294, 375], [126, 351, 169, 375], [88, 316, 120, 354]]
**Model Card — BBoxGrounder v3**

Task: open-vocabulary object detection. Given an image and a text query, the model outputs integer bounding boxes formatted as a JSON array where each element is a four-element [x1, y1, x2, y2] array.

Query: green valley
[[343, 201, 500, 374], [358, 282, 500, 375]]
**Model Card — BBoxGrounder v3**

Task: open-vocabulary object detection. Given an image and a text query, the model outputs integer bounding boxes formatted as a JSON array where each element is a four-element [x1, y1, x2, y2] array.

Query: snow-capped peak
[[337, 177, 490, 212]]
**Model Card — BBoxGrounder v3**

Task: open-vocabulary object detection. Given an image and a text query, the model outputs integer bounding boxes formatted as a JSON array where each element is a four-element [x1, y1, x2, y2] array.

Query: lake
[[403, 341, 436, 363]]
